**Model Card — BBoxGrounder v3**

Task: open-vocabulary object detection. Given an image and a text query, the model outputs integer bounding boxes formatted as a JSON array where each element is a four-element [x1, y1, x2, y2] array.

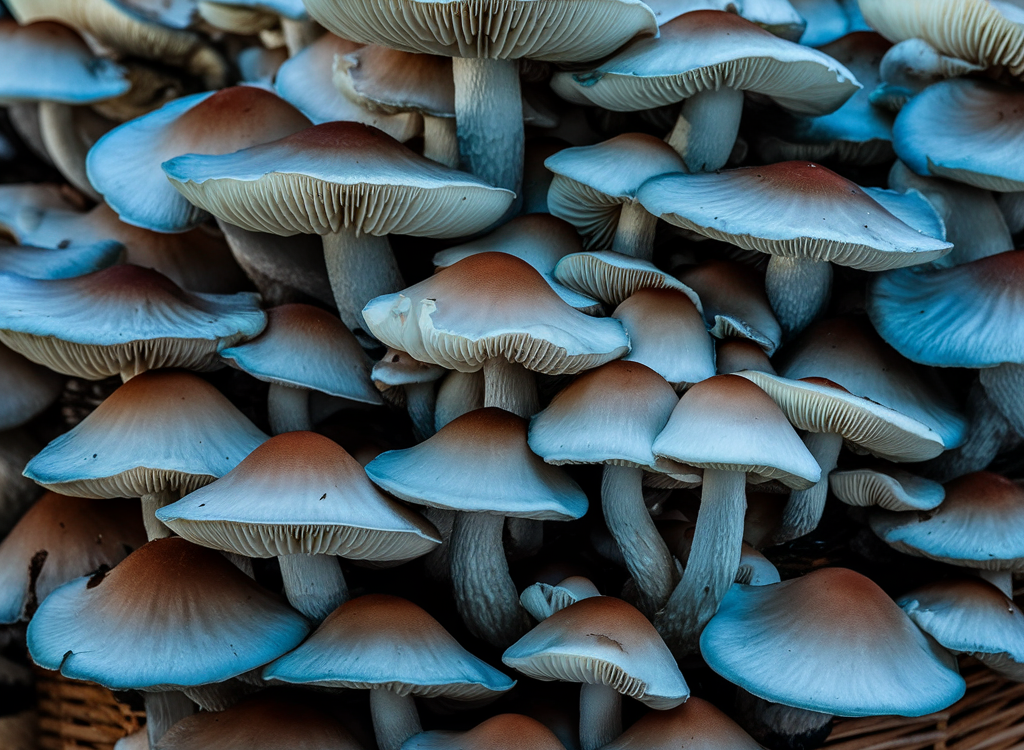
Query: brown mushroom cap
[[402, 714, 566, 750], [333, 44, 454, 118], [602, 697, 763, 750]]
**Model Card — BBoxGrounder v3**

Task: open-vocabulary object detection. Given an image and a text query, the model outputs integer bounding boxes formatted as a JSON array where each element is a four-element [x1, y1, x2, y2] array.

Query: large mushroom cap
[[700, 567, 965, 717], [638, 162, 952, 271], [163, 121, 515, 239], [502, 596, 689, 709], [303, 0, 658, 61], [601, 697, 763, 750], [264, 593, 515, 698], [0, 264, 266, 380], [362, 253, 629, 375], [157, 431, 440, 560], [402, 714, 566, 750], [27, 537, 311, 691], [366, 408, 588, 520], [24, 370, 268, 499]]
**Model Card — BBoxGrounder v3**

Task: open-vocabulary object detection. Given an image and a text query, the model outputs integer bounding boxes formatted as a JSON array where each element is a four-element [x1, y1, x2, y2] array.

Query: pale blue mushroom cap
[[0, 241, 123, 279]]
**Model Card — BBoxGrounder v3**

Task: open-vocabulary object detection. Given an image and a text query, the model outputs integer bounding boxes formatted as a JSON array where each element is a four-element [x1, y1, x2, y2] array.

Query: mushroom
[[829, 467, 945, 512], [372, 349, 445, 442], [601, 697, 763, 750], [715, 339, 776, 375], [871, 39, 984, 112], [520, 576, 601, 621], [402, 714, 566, 750], [554, 250, 703, 308], [0, 240, 123, 280]]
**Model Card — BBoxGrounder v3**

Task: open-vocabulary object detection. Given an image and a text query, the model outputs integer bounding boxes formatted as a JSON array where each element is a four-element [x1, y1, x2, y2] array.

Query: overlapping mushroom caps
[[871, 39, 984, 112], [639, 161, 952, 337], [552, 10, 859, 172]]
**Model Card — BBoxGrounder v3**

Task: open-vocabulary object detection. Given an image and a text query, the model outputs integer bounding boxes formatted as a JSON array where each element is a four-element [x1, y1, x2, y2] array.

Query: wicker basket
[[825, 659, 1024, 750], [33, 668, 144, 750]]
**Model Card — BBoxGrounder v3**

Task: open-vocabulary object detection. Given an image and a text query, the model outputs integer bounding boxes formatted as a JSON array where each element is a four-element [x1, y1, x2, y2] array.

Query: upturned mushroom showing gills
[[163, 121, 515, 341]]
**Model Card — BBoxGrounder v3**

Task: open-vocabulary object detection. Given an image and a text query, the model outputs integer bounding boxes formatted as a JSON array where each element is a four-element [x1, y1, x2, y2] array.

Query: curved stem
[[278, 553, 349, 623], [980, 363, 1024, 437], [655, 468, 745, 657], [405, 382, 437, 442], [505, 517, 543, 561], [141, 489, 178, 541], [267, 383, 312, 434], [452, 57, 523, 212], [482, 358, 538, 418], [145, 691, 194, 746], [579, 683, 622, 750], [450, 511, 530, 647], [422, 115, 460, 169], [674, 87, 745, 173], [38, 102, 100, 201], [765, 255, 833, 341], [323, 227, 404, 344], [773, 432, 843, 544], [602, 465, 678, 617], [611, 201, 657, 262], [370, 688, 422, 750]]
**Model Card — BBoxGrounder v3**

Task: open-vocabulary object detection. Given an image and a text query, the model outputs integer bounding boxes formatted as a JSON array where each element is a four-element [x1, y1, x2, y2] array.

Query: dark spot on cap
[[25, 549, 49, 617]]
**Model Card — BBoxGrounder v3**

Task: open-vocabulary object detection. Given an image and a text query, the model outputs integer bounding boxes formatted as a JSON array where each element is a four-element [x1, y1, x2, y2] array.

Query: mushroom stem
[[281, 18, 321, 57], [765, 255, 833, 340], [505, 517, 543, 561], [979, 363, 1024, 437], [405, 382, 437, 442], [38, 102, 101, 202], [145, 691, 194, 746], [773, 432, 843, 544], [323, 227, 405, 344], [656, 468, 745, 656], [482, 358, 539, 418], [370, 687, 422, 750], [670, 87, 745, 172], [435, 370, 485, 431], [267, 384, 312, 434], [422, 116, 460, 169], [602, 465, 679, 617], [611, 201, 658, 261], [421, 507, 455, 583], [450, 511, 531, 647], [977, 569, 1014, 598], [278, 553, 349, 623], [579, 683, 623, 750], [141, 489, 179, 541], [452, 57, 524, 207]]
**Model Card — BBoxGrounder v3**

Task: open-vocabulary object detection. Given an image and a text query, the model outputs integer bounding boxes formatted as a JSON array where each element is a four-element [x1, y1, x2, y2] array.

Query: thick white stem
[[141, 489, 177, 541], [611, 201, 657, 262], [405, 382, 437, 442], [675, 87, 745, 172], [450, 511, 530, 647], [145, 692, 194, 746], [980, 363, 1024, 437], [323, 227, 404, 344], [923, 380, 1015, 482], [579, 683, 622, 750], [482, 358, 538, 418], [978, 569, 1014, 598], [773, 432, 843, 544], [267, 383, 312, 434], [278, 553, 348, 623], [422, 115, 460, 169], [602, 465, 679, 617], [765, 255, 833, 340], [370, 688, 422, 750], [452, 57, 523, 207], [38, 101, 101, 201], [656, 468, 745, 657]]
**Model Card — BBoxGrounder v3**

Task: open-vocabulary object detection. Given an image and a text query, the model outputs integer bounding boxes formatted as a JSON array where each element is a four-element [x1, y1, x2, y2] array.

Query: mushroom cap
[[870, 472, 1024, 571], [862, 186, 947, 241], [27, 537, 311, 691], [858, 0, 1024, 78], [528, 361, 682, 470], [829, 468, 945, 512], [736, 371, 946, 461], [502, 596, 689, 709], [700, 567, 966, 717], [156, 431, 440, 560], [545, 135, 685, 252], [220, 304, 381, 404], [88, 86, 311, 233], [550, 11, 859, 115], [638, 162, 952, 271], [0, 493, 145, 624], [0, 20, 130, 104], [163, 122, 514, 239], [894, 79, 1024, 192], [612, 288, 717, 388], [302, 0, 658, 61], [553, 250, 703, 308], [716, 339, 776, 375], [264, 594, 515, 698], [871, 38, 985, 113], [24, 370, 269, 499], [362, 253, 629, 375], [373, 348, 446, 390], [402, 714, 565, 750], [601, 697, 763, 750], [0, 240, 123, 280], [519, 576, 601, 621], [273, 33, 420, 139], [156, 696, 363, 750], [0, 264, 266, 380], [366, 408, 588, 520], [333, 44, 454, 118], [898, 578, 1024, 680], [0, 342, 62, 431], [868, 250, 1024, 368], [652, 374, 821, 488]]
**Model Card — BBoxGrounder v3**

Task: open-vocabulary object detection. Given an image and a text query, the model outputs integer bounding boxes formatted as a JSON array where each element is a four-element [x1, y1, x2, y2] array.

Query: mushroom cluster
[[1, 1, 1023, 749]]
